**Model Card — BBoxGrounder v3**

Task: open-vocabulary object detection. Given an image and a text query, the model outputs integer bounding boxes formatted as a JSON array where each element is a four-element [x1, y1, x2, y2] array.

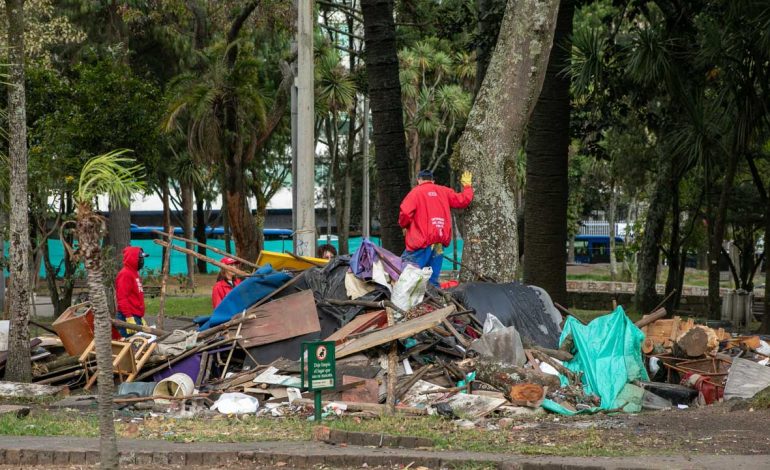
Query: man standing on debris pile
[[115, 246, 149, 336], [212, 257, 241, 308], [399, 169, 473, 286]]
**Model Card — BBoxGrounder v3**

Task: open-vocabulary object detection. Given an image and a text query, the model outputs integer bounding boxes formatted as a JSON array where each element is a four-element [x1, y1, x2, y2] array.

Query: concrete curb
[[0, 437, 769, 468]]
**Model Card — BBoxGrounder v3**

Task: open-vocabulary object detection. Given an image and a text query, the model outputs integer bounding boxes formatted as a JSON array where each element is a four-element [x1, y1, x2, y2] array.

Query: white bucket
[[153, 372, 195, 398], [0, 320, 9, 352]]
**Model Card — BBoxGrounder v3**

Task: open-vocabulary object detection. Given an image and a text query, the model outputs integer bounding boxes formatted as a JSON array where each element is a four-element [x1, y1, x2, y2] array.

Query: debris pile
[[2, 237, 770, 422]]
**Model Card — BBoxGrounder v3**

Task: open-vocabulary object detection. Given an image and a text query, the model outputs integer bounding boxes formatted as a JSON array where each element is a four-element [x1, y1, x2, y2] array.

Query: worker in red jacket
[[115, 246, 149, 337], [212, 257, 242, 308], [398, 169, 473, 286]]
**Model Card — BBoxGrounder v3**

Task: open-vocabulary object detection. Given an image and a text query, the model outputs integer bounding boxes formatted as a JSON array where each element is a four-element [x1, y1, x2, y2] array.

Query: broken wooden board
[[325, 310, 388, 345], [335, 306, 455, 358], [236, 290, 321, 348], [341, 375, 379, 403], [252, 366, 301, 388], [0, 381, 68, 398]]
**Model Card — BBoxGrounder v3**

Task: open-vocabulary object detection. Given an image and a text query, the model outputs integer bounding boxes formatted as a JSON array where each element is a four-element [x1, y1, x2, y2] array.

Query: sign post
[[301, 341, 336, 421]]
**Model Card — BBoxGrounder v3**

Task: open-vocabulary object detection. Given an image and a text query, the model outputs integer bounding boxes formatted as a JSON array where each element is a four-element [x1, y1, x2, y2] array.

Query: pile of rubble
[[2, 239, 769, 420]]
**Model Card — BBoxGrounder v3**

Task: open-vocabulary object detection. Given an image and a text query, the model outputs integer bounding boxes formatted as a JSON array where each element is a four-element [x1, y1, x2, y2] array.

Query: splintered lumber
[[335, 306, 455, 358], [0, 381, 68, 397], [153, 239, 250, 276], [236, 290, 320, 348], [635, 308, 667, 329], [508, 383, 545, 407], [293, 398, 427, 415]]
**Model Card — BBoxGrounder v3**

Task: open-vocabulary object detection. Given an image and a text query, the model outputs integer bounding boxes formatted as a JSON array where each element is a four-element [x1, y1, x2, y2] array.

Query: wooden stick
[[197, 311, 252, 340], [30, 320, 57, 335], [153, 239, 250, 277], [153, 230, 259, 270], [651, 289, 677, 314], [442, 319, 471, 348], [111, 319, 169, 337], [250, 271, 306, 309], [220, 319, 243, 380], [554, 302, 588, 325], [386, 308, 397, 415], [157, 226, 174, 330], [635, 307, 667, 329], [125, 342, 157, 382], [326, 298, 406, 317]]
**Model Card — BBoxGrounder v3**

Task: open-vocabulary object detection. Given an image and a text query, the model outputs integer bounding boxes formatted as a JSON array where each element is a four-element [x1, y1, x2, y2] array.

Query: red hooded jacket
[[211, 278, 241, 309], [398, 182, 473, 252], [116, 246, 145, 318]]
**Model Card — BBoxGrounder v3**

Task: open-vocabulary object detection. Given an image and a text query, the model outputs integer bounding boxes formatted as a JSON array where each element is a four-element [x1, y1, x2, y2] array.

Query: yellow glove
[[461, 171, 472, 187]]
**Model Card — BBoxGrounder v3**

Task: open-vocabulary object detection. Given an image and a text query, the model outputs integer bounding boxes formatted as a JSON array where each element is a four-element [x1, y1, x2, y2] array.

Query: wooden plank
[[237, 290, 320, 348], [335, 306, 455, 358], [325, 310, 388, 345]]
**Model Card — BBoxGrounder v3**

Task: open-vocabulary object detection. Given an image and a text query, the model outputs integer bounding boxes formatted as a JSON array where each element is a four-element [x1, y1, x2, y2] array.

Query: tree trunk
[[5, 0, 32, 383], [107, 199, 131, 268], [762, 202, 770, 333], [361, 0, 411, 253], [0, 190, 6, 315], [454, 0, 561, 282], [475, 0, 506, 94], [567, 234, 575, 263], [608, 183, 618, 281], [161, 182, 171, 268], [77, 211, 118, 470], [708, 151, 740, 320], [635, 153, 672, 313], [224, 164, 259, 262], [181, 180, 195, 287], [664, 179, 682, 311], [194, 186, 208, 274], [522, 0, 573, 304]]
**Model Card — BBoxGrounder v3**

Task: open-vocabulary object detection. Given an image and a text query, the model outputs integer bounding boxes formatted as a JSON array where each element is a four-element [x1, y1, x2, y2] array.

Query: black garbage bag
[[449, 281, 561, 348]]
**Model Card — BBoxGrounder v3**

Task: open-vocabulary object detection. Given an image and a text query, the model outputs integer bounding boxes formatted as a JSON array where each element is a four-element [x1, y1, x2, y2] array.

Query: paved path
[[0, 436, 768, 469]]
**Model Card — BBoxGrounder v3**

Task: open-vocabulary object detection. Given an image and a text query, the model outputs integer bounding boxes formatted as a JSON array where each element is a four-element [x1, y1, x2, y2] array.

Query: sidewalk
[[0, 436, 768, 469]]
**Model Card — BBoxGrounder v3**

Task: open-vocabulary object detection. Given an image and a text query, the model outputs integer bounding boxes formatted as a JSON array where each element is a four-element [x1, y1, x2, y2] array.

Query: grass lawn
[[0, 407, 660, 457], [145, 295, 212, 318]]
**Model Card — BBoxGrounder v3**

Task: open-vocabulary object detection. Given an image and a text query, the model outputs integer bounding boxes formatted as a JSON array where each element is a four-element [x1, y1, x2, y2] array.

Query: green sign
[[301, 341, 336, 391]]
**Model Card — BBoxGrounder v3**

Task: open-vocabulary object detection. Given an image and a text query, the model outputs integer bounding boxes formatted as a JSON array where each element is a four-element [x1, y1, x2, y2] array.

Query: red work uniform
[[398, 182, 474, 252], [115, 246, 146, 336], [212, 278, 241, 309]]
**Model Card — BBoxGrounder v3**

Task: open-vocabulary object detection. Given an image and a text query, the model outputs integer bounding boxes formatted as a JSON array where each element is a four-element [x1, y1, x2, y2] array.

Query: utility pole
[[0, 189, 5, 314], [294, 0, 316, 257], [361, 97, 370, 239]]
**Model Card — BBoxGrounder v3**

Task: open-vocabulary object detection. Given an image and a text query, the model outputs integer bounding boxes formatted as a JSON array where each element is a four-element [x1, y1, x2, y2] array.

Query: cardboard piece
[[341, 375, 379, 403]]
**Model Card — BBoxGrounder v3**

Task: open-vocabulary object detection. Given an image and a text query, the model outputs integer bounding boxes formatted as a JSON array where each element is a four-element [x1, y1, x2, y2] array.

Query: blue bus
[[573, 235, 625, 264]]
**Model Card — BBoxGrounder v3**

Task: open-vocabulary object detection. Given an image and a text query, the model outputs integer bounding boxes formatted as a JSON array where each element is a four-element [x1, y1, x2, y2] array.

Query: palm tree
[[523, 0, 574, 305], [66, 150, 145, 469], [361, 0, 412, 252]]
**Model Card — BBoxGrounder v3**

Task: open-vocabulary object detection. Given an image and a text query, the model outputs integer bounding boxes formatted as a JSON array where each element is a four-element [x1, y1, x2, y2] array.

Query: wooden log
[[674, 326, 709, 358], [468, 358, 560, 390], [559, 333, 574, 354], [522, 338, 574, 361], [509, 383, 545, 407], [528, 349, 579, 385], [635, 308, 667, 329], [153, 239, 250, 276]]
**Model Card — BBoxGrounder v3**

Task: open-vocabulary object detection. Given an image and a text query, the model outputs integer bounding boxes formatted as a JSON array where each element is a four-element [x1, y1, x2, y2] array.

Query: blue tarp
[[542, 306, 649, 415], [198, 264, 292, 331]]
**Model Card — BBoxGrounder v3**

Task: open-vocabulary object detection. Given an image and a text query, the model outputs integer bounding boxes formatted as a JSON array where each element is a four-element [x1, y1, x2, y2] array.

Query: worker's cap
[[221, 257, 237, 265], [417, 169, 434, 180], [139, 249, 149, 258]]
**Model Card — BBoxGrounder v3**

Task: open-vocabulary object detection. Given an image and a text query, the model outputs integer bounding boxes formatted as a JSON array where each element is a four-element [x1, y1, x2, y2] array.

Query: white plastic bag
[[391, 264, 431, 311], [482, 314, 506, 334], [756, 340, 770, 356], [210, 392, 259, 414]]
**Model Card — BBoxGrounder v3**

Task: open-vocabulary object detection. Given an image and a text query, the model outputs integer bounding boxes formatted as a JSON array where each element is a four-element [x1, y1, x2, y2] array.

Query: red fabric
[[212, 278, 241, 308], [398, 182, 473, 251], [440, 280, 459, 289], [115, 246, 145, 318]]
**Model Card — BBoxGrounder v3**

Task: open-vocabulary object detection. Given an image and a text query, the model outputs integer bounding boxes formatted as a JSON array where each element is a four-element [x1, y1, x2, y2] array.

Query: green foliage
[[75, 150, 146, 207]]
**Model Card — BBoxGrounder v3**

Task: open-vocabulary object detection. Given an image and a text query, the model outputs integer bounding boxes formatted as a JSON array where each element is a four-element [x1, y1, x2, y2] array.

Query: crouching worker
[[398, 169, 474, 286], [115, 246, 149, 337], [212, 257, 241, 309]]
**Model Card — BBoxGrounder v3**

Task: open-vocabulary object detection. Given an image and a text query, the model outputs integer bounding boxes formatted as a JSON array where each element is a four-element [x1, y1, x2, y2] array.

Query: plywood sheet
[[325, 310, 388, 345], [236, 290, 320, 348]]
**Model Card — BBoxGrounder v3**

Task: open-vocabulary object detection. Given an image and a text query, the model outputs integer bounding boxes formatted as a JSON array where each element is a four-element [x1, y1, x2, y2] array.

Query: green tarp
[[542, 306, 648, 415]]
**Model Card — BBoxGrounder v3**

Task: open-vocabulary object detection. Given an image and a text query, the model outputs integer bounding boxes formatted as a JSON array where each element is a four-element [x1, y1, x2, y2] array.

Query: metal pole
[[362, 97, 370, 239], [295, 0, 316, 257]]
